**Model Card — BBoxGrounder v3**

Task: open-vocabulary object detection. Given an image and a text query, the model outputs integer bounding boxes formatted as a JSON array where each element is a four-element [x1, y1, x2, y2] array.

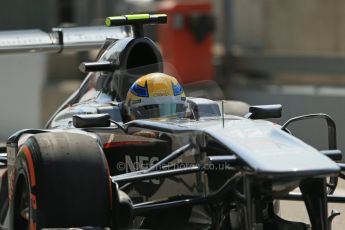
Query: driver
[[124, 72, 187, 121]]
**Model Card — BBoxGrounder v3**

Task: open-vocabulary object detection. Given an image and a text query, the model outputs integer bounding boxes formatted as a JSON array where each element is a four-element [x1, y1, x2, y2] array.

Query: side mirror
[[246, 104, 282, 119], [73, 113, 110, 128]]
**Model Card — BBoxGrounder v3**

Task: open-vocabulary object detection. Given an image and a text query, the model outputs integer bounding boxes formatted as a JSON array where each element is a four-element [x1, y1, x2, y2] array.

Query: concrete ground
[[280, 180, 345, 230]]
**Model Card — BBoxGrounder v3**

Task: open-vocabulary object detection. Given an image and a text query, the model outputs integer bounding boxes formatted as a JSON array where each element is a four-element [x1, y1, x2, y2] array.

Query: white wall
[[218, 0, 345, 53], [0, 54, 47, 141]]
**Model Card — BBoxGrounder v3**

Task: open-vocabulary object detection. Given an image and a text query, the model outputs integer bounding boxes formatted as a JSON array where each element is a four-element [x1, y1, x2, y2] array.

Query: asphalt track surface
[[280, 180, 345, 230]]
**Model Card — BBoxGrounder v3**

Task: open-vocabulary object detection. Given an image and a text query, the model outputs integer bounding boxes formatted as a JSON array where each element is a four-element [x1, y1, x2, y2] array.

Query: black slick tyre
[[10, 132, 112, 229]]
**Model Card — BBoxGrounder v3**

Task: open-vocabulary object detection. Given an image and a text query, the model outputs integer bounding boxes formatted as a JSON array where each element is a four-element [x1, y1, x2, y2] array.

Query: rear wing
[[0, 26, 130, 54], [0, 14, 167, 54]]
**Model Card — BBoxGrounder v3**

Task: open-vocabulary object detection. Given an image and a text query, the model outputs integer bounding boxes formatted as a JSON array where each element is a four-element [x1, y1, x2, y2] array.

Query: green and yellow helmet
[[125, 73, 186, 119]]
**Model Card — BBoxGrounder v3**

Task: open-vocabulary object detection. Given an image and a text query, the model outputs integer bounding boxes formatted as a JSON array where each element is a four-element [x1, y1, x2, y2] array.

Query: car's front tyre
[[10, 132, 112, 229]]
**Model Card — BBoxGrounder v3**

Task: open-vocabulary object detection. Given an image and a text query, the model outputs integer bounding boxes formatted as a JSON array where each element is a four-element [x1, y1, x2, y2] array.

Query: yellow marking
[[126, 14, 150, 20], [105, 16, 125, 26], [153, 14, 167, 17]]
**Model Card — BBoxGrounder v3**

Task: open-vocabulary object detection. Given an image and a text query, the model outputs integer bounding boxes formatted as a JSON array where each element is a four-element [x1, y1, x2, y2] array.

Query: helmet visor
[[132, 103, 186, 119]]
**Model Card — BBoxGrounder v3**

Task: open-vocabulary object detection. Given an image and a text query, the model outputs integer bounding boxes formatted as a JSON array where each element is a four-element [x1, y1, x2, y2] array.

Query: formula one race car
[[0, 14, 345, 230]]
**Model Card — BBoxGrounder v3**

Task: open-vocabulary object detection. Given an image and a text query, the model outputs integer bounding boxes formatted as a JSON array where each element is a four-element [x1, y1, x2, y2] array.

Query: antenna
[[222, 100, 225, 128]]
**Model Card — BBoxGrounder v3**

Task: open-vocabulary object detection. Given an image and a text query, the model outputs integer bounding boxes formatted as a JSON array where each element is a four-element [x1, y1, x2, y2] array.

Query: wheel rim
[[13, 176, 30, 229]]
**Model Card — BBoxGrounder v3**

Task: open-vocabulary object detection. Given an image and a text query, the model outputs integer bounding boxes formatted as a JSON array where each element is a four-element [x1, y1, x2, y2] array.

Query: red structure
[[158, 0, 214, 83]]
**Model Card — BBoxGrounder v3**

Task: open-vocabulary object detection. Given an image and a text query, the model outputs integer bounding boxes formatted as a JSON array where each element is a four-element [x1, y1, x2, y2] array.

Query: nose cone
[[205, 119, 340, 178]]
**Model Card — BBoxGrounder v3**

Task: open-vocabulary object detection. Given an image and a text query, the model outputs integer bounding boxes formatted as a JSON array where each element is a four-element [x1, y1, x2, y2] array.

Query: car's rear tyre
[[10, 132, 112, 229]]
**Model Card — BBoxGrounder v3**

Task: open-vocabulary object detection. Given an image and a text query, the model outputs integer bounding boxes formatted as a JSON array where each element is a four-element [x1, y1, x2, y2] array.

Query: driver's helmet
[[125, 73, 186, 120]]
